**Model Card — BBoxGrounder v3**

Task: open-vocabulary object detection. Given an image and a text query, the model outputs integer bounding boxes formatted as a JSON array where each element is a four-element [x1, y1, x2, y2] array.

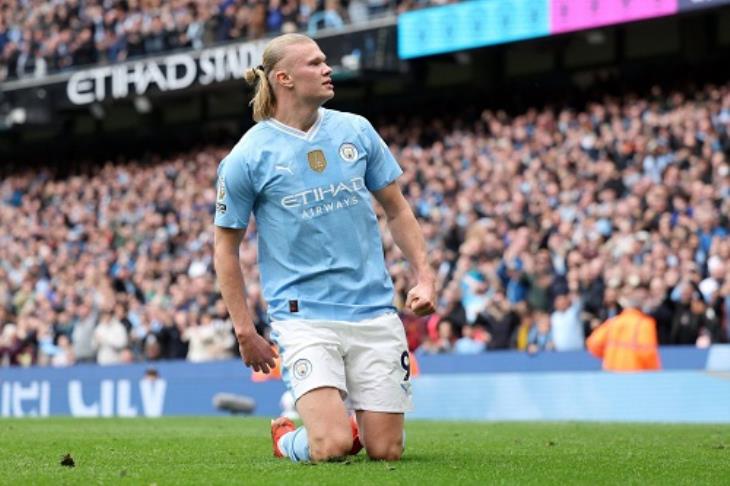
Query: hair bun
[[244, 67, 259, 86]]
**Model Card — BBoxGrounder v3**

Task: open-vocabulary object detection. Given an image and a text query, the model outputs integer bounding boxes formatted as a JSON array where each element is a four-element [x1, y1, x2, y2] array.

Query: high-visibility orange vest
[[586, 309, 661, 372]]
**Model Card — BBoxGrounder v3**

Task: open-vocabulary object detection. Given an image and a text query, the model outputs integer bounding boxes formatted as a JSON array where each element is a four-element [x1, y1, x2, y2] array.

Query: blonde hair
[[244, 33, 314, 122]]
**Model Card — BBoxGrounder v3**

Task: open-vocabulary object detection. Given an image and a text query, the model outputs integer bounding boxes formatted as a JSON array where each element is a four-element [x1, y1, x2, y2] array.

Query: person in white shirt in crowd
[[93, 310, 129, 365]]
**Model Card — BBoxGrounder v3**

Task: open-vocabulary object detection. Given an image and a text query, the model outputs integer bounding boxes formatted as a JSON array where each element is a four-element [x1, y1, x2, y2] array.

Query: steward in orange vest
[[586, 306, 661, 372]]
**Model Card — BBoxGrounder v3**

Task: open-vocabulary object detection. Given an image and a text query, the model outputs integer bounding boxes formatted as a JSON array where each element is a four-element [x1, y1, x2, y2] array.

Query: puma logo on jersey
[[275, 163, 294, 175]]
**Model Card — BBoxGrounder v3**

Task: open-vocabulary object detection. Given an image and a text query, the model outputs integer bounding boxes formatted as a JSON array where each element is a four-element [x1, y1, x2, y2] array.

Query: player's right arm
[[214, 226, 277, 373], [213, 149, 276, 373]]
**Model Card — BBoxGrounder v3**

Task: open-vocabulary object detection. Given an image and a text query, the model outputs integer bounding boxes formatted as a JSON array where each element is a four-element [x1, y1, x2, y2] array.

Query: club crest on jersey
[[339, 143, 358, 163], [307, 150, 327, 173]]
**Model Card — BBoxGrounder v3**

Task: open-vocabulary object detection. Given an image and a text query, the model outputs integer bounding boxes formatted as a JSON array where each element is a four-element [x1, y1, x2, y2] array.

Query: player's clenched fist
[[405, 281, 436, 316]]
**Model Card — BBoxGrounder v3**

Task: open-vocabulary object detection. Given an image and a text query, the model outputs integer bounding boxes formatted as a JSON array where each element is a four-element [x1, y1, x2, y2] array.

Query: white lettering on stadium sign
[[66, 40, 266, 105], [0, 379, 167, 417]]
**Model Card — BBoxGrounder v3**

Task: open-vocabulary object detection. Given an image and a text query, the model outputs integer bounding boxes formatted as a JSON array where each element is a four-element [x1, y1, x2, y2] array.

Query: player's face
[[284, 41, 334, 104]]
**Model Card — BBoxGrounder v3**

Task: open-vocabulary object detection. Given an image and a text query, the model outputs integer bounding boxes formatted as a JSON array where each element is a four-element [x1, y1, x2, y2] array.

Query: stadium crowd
[[0, 0, 436, 81], [0, 82, 729, 367]]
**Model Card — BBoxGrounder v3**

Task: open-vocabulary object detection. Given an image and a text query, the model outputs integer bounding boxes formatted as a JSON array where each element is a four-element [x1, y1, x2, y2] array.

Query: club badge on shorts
[[293, 359, 312, 380], [307, 150, 327, 173], [339, 143, 358, 163]]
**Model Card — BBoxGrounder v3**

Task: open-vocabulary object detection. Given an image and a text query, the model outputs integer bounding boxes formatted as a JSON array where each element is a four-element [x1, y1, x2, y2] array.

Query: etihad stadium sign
[[1, 21, 400, 121], [66, 40, 267, 105]]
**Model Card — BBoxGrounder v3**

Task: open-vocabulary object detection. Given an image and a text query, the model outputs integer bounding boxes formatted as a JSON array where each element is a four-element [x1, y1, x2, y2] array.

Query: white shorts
[[270, 313, 413, 413]]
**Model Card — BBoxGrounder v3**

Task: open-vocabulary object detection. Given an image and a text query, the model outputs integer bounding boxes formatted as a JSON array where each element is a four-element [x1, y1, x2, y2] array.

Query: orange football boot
[[349, 415, 363, 455], [271, 417, 296, 458]]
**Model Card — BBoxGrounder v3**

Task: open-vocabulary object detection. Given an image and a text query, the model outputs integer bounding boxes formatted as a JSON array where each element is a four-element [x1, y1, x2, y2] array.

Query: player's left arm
[[373, 182, 436, 316]]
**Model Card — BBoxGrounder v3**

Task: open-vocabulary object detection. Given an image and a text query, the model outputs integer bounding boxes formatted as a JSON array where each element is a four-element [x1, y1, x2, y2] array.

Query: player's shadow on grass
[[328, 455, 423, 465]]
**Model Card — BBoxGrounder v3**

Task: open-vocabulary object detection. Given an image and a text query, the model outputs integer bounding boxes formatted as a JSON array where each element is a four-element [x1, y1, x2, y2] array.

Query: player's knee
[[309, 431, 353, 461], [366, 439, 403, 461]]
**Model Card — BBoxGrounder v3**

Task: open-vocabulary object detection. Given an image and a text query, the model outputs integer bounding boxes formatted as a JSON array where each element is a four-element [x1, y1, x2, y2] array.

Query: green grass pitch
[[1, 418, 729, 485]]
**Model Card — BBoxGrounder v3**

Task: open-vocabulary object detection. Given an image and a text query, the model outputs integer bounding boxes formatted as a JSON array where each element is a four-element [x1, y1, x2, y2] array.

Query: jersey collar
[[266, 108, 325, 142]]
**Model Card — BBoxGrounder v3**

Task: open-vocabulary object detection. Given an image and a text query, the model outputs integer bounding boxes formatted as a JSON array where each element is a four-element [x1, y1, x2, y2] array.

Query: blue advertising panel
[[410, 371, 730, 422], [0, 360, 286, 418], [0, 347, 722, 421], [398, 0, 550, 59]]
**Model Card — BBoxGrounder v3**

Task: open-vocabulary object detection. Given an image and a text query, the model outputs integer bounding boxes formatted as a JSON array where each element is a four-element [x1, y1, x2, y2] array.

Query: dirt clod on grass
[[60, 453, 75, 467]]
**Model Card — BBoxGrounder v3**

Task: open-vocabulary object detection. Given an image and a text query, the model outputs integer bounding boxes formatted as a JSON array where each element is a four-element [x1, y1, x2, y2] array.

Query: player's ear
[[275, 69, 294, 89]]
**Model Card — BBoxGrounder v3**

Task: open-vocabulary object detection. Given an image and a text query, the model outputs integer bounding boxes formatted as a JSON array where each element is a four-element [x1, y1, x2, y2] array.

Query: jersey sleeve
[[213, 152, 256, 229], [359, 116, 403, 192]]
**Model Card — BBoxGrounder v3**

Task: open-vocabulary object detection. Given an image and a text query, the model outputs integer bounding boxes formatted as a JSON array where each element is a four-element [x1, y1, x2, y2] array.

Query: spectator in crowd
[[184, 313, 235, 362], [437, 284, 467, 335], [700, 255, 725, 303], [0, 323, 21, 366], [475, 290, 519, 350], [550, 291, 584, 352], [51, 334, 76, 367], [72, 302, 98, 363], [511, 308, 533, 351], [402, 312, 428, 352], [93, 310, 129, 365], [306, 0, 344, 34], [418, 319, 455, 354], [589, 283, 622, 334], [523, 251, 558, 313], [586, 285, 661, 372], [453, 324, 486, 354], [646, 276, 674, 345], [156, 310, 189, 360], [527, 311, 554, 353], [671, 281, 723, 347]]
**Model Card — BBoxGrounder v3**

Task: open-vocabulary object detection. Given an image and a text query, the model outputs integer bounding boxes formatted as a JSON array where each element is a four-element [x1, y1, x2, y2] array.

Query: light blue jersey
[[214, 108, 402, 322]]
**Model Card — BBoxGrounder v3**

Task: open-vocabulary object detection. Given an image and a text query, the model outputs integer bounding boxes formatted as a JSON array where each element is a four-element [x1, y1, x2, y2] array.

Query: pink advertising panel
[[551, 0, 679, 34]]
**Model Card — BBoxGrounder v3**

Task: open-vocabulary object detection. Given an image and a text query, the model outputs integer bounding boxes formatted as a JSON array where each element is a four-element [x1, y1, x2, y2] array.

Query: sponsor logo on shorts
[[293, 359, 312, 380]]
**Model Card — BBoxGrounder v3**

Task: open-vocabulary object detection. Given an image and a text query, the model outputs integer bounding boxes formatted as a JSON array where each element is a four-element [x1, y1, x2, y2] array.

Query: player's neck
[[272, 100, 321, 133]]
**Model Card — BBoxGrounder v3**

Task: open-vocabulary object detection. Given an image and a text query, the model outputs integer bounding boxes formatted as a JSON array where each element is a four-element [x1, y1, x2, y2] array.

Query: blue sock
[[279, 426, 405, 462], [278, 426, 310, 462]]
